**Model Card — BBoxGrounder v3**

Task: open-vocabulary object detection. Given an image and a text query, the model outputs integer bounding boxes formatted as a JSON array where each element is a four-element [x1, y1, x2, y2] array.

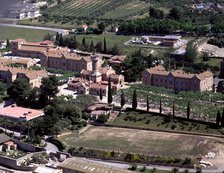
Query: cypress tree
[[82, 36, 86, 46], [132, 89, 137, 110], [99, 88, 103, 101], [187, 101, 190, 119], [172, 101, 175, 121], [146, 96, 149, 112], [159, 99, 162, 114], [120, 90, 125, 108], [6, 39, 10, 49], [107, 76, 112, 104], [104, 37, 107, 53], [216, 110, 221, 126], [59, 33, 63, 46], [221, 109, 224, 127], [90, 40, 94, 52], [55, 32, 60, 43]]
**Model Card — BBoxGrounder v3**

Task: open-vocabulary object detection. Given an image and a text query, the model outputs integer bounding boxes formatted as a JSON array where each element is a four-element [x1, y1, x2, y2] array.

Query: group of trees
[[118, 88, 224, 128], [55, 33, 121, 55], [7, 76, 59, 108]]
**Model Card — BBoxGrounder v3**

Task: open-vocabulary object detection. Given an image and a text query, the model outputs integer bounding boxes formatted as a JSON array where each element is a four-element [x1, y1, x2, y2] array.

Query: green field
[[74, 34, 170, 55], [44, 0, 150, 20], [111, 111, 224, 135], [0, 26, 55, 41], [59, 126, 223, 158]]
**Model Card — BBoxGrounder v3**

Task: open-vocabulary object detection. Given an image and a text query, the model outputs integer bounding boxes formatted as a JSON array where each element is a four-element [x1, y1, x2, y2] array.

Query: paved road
[[45, 141, 59, 154], [0, 23, 69, 35]]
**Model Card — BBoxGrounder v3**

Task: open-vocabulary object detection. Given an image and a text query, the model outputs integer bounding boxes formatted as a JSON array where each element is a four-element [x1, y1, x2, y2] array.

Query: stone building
[[142, 65, 213, 92], [0, 64, 47, 87], [67, 54, 124, 96]]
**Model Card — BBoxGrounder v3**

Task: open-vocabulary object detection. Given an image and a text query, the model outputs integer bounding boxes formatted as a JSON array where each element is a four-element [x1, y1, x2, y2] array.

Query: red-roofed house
[[0, 105, 44, 121]]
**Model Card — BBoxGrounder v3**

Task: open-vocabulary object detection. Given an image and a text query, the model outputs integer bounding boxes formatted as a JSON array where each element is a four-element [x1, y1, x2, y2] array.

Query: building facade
[[142, 65, 213, 92], [0, 64, 48, 87], [67, 54, 124, 96], [11, 39, 55, 59], [10, 39, 96, 73]]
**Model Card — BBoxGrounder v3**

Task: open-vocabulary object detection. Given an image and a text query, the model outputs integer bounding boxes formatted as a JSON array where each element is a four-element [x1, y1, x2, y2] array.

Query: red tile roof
[[0, 105, 44, 121]]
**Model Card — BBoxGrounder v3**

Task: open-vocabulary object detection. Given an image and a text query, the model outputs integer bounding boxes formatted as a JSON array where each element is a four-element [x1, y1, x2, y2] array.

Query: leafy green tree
[[7, 78, 31, 105], [120, 90, 125, 108], [216, 110, 221, 126], [149, 7, 164, 19], [64, 104, 82, 124], [97, 22, 106, 33], [111, 45, 121, 55], [97, 114, 108, 123], [132, 89, 137, 110], [40, 75, 59, 104], [168, 7, 182, 20], [107, 76, 113, 104], [187, 101, 190, 119], [95, 41, 103, 53], [184, 42, 197, 63]]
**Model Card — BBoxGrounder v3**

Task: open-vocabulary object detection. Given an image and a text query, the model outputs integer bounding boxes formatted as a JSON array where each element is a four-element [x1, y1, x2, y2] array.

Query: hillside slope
[[44, 0, 150, 19]]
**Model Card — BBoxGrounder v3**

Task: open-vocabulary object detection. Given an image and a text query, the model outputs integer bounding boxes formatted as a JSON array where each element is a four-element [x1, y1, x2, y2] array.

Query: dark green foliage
[[216, 81, 224, 93], [208, 36, 224, 48], [172, 101, 175, 120], [7, 78, 31, 105], [97, 114, 109, 123], [146, 96, 149, 112], [103, 37, 107, 53], [216, 110, 221, 126], [221, 110, 224, 127], [107, 76, 113, 104], [90, 40, 94, 52], [6, 39, 10, 49], [123, 49, 155, 82], [95, 41, 103, 53], [120, 90, 125, 108], [184, 42, 197, 63], [132, 89, 137, 110], [149, 7, 164, 19], [97, 22, 106, 33], [168, 7, 182, 20], [99, 88, 103, 101], [110, 45, 121, 55], [40, 75, 59, 104], [187, 101, 190, 119], [159, 99, 162, 114]]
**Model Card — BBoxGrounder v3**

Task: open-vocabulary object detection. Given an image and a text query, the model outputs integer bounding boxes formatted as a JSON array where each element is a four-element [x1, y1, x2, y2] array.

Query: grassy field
[[0, 26, 56, 41], [44, 0, 150, 20], [74, 33, 170, 55], [111, 111, 224, 135], [59, 126, 224, 158]]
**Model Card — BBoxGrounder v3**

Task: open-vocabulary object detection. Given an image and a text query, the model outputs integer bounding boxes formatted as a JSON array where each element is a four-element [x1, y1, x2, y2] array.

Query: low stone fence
[[13, 139, 45, 152]]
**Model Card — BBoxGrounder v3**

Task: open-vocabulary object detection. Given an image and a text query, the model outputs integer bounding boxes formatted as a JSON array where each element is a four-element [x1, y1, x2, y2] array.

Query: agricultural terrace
[[59, 126, 224, 158], [44, 0, 150, 20], [115, 84, 224, 122], [0, 26, 55, 42], [111, 111, 224, 135]]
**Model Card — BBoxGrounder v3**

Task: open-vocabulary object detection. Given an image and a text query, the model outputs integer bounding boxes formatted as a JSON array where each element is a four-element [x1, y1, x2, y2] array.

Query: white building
[[8, 3, 40, 19]]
